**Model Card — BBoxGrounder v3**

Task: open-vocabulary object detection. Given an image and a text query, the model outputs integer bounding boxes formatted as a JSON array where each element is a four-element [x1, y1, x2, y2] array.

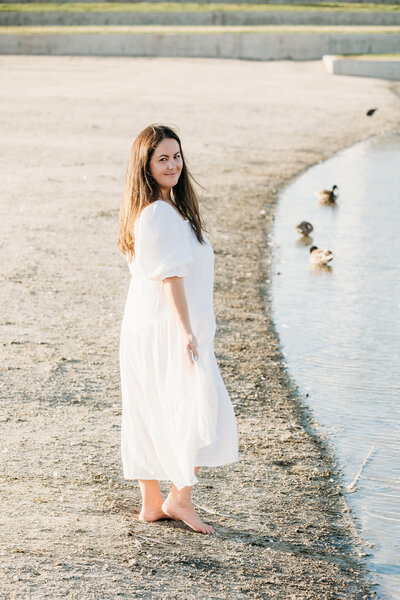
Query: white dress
[[119, 199, 239, 491]]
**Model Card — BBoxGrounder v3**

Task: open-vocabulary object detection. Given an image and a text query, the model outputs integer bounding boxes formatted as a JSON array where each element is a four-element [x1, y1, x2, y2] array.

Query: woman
[[118, 124, 238, 534]]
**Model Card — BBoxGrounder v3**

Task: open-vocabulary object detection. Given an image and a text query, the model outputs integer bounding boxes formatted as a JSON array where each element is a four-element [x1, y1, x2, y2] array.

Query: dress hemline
[[122, 456, 239, 483]]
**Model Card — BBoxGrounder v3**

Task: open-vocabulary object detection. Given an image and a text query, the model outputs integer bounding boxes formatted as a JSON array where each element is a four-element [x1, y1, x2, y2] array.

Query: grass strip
[[1, 24, 400, 34], [337, 52, 400, 59], [0, 3, 399, 13]]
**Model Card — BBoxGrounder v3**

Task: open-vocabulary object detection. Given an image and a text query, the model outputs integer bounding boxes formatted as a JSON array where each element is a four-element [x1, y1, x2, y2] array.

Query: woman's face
[[149, 138, 183, 194]]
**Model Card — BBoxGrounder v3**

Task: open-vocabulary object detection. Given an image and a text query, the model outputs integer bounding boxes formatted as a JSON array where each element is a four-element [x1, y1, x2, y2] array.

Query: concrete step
[[1, 9, 400, 26], [324, 52, 400, 79], [1, 24, 399, 60]]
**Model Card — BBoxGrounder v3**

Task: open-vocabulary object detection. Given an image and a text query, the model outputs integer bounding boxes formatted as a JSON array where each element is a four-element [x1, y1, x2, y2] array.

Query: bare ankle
[[166, 493, 191, 507]]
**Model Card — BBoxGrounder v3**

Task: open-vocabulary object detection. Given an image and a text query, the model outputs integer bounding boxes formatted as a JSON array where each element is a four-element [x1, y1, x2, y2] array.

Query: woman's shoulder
[[135, 201, 188, 238], [138, 200, 187, 226]]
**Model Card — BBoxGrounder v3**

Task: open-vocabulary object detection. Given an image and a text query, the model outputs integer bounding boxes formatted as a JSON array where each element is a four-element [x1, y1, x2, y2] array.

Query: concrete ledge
[[1, 10, 400, 27], [1, 27, 400, 59], [323, 53, 400, 79]]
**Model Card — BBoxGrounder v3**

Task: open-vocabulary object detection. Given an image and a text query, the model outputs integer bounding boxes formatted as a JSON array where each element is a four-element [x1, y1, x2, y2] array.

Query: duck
[[309, 246, 334, 265], [315, 184, 339, 204], [295, 221, 313, 236]]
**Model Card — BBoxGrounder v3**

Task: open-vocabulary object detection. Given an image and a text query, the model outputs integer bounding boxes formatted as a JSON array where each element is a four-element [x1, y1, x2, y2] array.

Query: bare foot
[[162, 498, 214, 534], [138, 507, 177, 522]]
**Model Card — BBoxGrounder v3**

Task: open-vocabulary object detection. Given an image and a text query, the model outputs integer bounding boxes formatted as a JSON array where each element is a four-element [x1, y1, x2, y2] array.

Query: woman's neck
[[159, 193, 175, 207], [159, 188, 172, 203]]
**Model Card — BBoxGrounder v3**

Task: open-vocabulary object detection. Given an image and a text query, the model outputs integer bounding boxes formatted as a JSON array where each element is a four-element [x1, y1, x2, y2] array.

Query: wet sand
[[1, 55, 399, 599]]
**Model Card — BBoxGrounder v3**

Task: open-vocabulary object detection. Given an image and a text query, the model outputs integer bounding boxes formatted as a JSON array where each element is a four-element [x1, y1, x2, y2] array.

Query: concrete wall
[[1, 30, 399, 60], [324, 55, 400, 79], [1, 11, 400, 27]]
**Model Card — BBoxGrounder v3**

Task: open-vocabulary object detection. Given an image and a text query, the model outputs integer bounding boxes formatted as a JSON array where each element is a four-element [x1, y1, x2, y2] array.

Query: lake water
[[270, 130, 400, 599]]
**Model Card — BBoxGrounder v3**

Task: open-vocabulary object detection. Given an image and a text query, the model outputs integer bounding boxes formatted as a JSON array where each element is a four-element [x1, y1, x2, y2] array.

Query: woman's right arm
[[162, 276, 198, 366]]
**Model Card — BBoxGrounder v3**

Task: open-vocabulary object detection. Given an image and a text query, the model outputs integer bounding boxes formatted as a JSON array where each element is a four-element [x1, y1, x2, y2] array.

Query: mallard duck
[[295, 221, 313, 236], [309, 245, 334, 265], [315, 185, 339, 204]]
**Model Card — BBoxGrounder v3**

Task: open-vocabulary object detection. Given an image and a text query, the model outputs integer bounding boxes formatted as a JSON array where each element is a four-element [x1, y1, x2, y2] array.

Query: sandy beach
[[1, 55, 399, 599]]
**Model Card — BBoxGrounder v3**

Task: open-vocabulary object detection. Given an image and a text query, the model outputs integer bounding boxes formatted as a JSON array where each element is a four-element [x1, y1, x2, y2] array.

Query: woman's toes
[[162, 499, 215, 533]]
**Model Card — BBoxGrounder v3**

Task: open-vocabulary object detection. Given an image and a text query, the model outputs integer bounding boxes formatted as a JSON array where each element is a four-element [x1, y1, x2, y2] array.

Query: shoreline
[[267, 125, 400, 599], [1, 56, 399, 598], [208, 129, 399, 598]]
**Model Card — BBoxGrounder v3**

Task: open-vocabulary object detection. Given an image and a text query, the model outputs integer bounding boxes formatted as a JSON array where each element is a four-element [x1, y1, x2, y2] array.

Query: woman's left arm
[[162, 276, 198, 366]]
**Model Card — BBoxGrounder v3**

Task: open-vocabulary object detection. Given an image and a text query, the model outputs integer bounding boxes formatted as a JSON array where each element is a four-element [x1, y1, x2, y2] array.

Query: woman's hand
[[184, 332, 198, 366]]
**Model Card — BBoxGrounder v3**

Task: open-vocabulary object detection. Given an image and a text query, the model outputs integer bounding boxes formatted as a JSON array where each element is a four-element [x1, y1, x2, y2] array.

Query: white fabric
[[119, 200, 239, 490]]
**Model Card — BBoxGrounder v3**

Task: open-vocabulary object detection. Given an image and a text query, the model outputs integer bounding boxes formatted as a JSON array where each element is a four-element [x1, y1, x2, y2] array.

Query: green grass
[[338, 52, 400, 58], [0, 2, 400, 13], [1, 24, 400, 33]]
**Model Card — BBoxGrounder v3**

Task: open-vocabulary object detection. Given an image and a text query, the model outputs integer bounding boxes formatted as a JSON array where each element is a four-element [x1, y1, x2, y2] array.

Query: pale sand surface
[[1, 56, 399, 599]]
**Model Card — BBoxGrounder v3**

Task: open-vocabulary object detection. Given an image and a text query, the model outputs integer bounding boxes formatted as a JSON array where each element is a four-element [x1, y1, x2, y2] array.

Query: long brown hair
[[118, 124, 207, 263]]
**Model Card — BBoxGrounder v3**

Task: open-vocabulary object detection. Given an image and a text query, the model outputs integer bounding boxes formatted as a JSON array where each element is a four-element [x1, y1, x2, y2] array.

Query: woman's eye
[[159, 155, 180, 161]]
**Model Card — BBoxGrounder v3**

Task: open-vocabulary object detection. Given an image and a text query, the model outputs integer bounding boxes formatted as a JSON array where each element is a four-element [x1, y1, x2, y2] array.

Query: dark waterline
[[271, 130, 400, 599]]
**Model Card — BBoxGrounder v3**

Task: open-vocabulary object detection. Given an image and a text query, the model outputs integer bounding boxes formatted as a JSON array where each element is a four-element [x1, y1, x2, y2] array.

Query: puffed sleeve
[[135, 201, 194, 281]]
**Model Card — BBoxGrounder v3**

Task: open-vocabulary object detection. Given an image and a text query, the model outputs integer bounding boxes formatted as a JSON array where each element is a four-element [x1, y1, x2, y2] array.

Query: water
[[270, 130, 400, 599]]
